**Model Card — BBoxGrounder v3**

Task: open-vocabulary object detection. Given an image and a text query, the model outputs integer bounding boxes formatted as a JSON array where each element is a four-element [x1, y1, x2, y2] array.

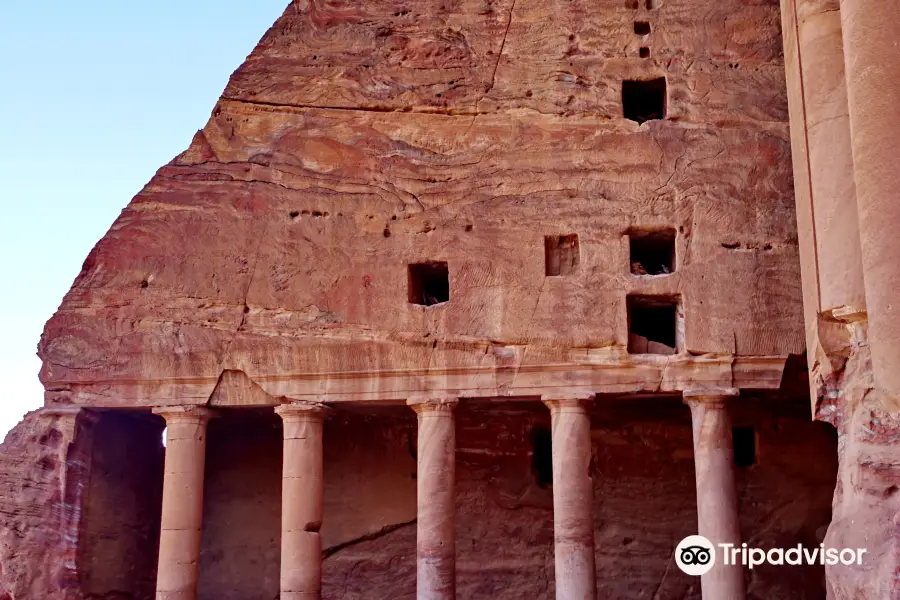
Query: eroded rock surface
[[5, 0, 882, 598], [39, 0, 800, 408], [0, 411, 89, 600]]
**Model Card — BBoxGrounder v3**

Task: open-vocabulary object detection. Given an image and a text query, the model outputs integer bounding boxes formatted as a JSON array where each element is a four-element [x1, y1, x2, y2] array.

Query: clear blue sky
[[0, 1, 289, 436]]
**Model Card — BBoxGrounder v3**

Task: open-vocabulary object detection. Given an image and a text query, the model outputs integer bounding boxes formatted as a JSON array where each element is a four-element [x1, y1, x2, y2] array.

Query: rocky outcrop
[[811, 320, 900, 600], [0, 410, 90, 600]]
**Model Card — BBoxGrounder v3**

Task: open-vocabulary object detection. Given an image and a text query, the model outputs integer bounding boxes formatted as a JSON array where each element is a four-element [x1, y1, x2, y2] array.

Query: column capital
[[683, 388, 739, 408], [407, 395, 459, 414], [152, 405, 213, 424], [275, 401, 328, 421], [542, 394, 594, 412]]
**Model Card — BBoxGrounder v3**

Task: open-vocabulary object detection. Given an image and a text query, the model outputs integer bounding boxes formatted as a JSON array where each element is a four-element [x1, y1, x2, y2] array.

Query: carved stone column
[[684, 390, 745, 600], [276, 402, 328, 600], [153, 406, 212, 600], [408, 396, 458, 600], [840, 0, 900, 399], [780, 0, 866, 316], [543, 396, 596, 600]]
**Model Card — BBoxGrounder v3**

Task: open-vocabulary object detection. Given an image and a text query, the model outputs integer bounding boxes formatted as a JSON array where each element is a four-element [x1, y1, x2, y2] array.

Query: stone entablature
[[45, 355, 787, 409]]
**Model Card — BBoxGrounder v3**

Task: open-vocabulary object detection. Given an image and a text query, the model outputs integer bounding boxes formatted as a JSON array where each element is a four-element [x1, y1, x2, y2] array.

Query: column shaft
[[276, 403, 327, 600], [409, 398, 458, 600], [840, 0, 900, 397], [685, 392, 745, 600], [781, 0, 866, 314], [153, 407, 211, 600], [545, 397, 596, 600]]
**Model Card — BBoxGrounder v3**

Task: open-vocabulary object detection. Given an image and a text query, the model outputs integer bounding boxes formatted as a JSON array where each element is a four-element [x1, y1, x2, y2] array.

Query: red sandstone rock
[[38, 0, 801, 412], [0, 411, 90, 599], [1, 0, 895, 598], [780, 0, 900, 597]]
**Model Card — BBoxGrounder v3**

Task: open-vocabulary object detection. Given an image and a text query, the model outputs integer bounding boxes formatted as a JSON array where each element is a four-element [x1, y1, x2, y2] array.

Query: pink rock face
[[38, 0, 801, 410], [3, 0, 897, 599], [0, 410, 96, 600]]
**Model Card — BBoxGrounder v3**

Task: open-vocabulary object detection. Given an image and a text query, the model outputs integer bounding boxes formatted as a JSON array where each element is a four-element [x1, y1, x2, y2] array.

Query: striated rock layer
[[38, 0, 800, 409], [8, 0, 898, 598]]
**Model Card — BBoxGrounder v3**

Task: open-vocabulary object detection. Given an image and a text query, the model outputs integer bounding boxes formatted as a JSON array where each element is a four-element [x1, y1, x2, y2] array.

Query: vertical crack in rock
[[218, 218, 272, 368], [524, 278, 548, 342], [649, 550, 675, 600], [487, 0, 517, 96], [471, 0, 517, 124]]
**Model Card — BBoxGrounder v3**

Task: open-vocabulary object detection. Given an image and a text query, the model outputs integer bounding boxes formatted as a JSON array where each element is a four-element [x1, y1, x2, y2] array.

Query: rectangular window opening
[[545, 234, 580, 276], [530, 426, 553, 488], [627, 294, 678, 355], [622, 78, 667, 124], [629, 228, 676, 275], [732, 426, 757, 467], [408, 262, 449, 306]]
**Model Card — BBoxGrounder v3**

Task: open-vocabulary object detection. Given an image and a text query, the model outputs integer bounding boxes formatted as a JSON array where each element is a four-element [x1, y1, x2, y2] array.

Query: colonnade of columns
[[152, 390, 747, 600]]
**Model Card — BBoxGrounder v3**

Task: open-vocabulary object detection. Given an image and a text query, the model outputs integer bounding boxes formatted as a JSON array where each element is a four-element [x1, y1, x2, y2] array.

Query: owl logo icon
[[676, 535, 716, 576]]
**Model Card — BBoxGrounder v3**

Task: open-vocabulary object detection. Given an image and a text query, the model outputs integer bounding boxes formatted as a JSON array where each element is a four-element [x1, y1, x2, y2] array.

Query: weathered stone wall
[[38, 0, 801, 408], [4, 0, 862, 597], [77, 412, 164, 600], [198, 413, 282, 599], [0, 410, 92, 600]]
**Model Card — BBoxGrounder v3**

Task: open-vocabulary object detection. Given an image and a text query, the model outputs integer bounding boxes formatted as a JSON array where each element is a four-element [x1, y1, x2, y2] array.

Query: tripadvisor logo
[[675, 535, 868, 576], [676, 535, 716, 576]]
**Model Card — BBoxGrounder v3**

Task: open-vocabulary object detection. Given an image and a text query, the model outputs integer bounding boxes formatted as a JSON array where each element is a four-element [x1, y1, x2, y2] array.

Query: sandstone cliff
[[38, 0, 800, 409]]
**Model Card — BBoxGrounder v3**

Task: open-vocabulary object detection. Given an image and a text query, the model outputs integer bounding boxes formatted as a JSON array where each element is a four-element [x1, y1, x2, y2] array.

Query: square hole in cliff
[[634, 21, 651, 36], [627, 295, 678, 355], [545, 234, 580, 276], [622, 78, 667, 124], [408, 262, 449, 306], [732, 426, 757, 467], [629, 228, 675, 275]]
